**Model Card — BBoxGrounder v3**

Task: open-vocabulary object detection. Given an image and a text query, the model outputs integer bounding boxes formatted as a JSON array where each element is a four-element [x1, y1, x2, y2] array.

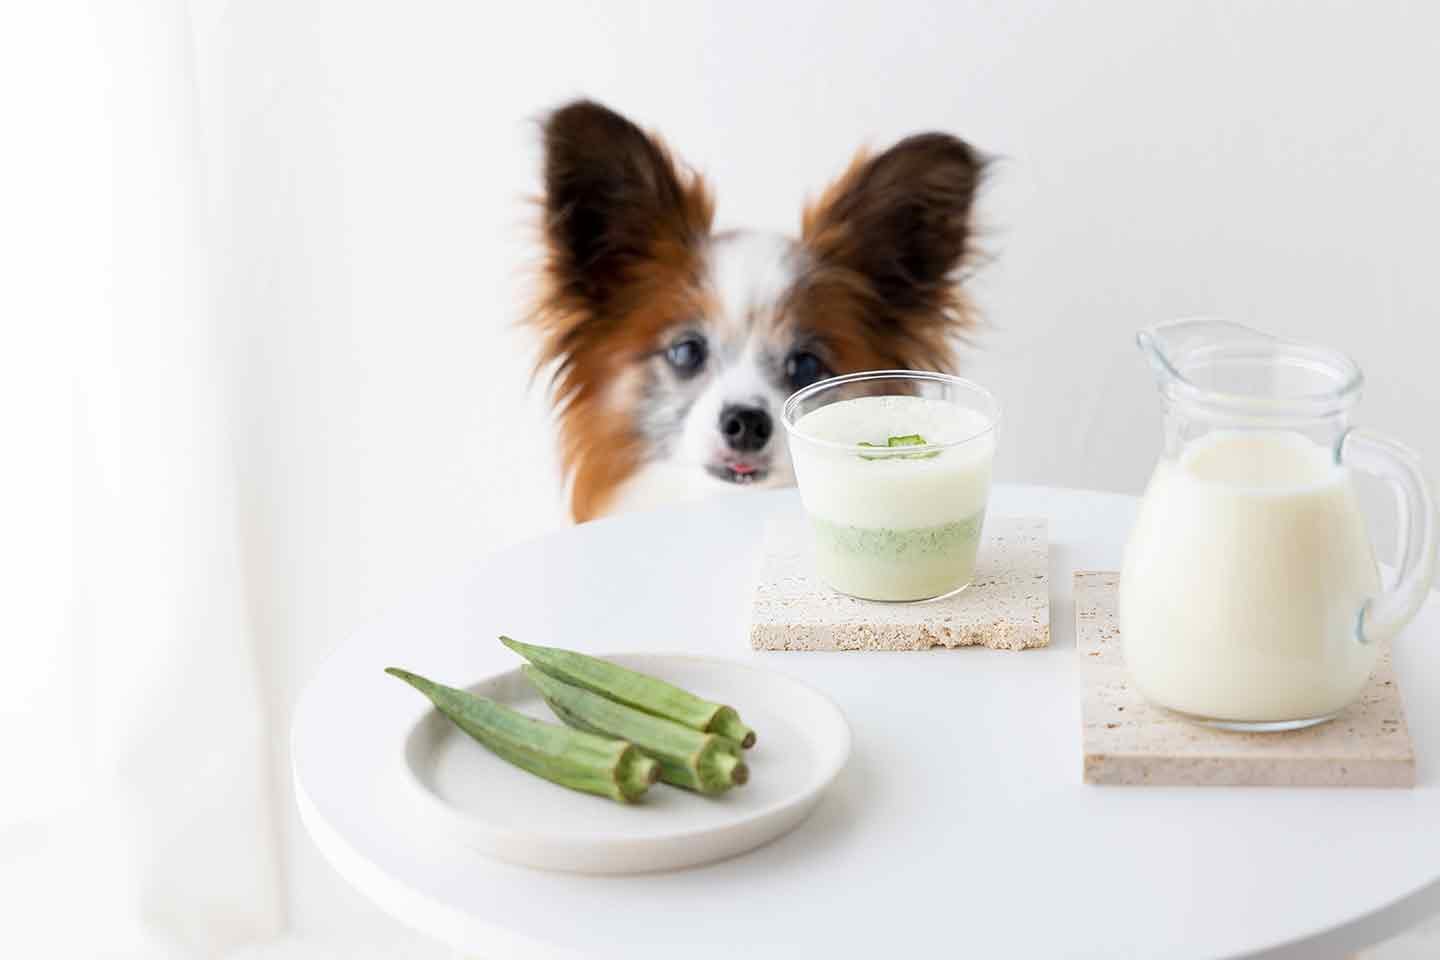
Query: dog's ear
[[802, 133, 983, 319], [541, 100, 712, 308]]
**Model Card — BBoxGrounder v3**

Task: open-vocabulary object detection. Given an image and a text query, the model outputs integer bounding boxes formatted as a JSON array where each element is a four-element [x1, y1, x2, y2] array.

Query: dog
[[530, 99, 984, 521]]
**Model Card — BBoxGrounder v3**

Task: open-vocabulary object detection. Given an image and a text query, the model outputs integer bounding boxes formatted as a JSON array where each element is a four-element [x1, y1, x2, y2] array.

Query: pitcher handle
[[1340, 429, 1437, 645]]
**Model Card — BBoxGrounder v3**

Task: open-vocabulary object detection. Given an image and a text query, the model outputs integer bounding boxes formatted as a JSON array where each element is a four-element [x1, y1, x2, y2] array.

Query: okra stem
[[523, 666, 749, 795]]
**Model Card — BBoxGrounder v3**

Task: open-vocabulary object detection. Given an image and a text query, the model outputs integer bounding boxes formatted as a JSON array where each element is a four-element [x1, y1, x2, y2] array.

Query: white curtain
[[3, 3, 281, 955]]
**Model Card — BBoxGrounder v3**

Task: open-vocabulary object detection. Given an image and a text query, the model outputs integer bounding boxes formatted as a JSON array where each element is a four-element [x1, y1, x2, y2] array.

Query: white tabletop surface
[[292, 485, 1440, 959]]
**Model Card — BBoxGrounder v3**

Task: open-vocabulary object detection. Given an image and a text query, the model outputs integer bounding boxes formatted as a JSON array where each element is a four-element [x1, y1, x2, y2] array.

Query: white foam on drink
[[790, 394, 995, 533], [794, 394, 992, 447]]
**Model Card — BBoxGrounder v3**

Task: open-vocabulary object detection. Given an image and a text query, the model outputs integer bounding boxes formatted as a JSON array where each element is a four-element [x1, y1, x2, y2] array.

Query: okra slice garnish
[[857, 434, 939, 460], [385, 667, 658, 803], [499, 636, 756, 749], [523, 666, 749, 795]]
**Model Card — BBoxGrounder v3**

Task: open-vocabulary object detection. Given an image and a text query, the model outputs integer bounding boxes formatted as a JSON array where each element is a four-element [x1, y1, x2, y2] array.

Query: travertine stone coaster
[[749, 513, 1049, 651], [1076, 571, 1415, 787]]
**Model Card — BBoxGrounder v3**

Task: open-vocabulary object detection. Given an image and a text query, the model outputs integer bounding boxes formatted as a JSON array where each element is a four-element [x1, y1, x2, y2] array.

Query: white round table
[[293, 485, 1440, 959]]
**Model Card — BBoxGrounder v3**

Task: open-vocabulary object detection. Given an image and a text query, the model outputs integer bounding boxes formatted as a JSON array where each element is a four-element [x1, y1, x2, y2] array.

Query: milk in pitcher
[[1120, 430, 1381, 723]]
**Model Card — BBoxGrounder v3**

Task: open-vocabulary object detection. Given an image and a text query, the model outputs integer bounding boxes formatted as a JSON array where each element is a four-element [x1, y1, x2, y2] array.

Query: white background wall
[[191, 0, 1440, 953]]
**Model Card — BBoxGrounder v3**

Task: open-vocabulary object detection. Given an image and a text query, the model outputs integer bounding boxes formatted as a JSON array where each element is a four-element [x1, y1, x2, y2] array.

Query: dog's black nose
[[719, 405, 773, 452]]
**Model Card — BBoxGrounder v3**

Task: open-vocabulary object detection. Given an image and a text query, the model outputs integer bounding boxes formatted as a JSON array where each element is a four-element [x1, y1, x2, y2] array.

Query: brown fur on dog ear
[[541, 100, 713, 309], [800, 134, 984, 367], [532, 100, 714, 522]]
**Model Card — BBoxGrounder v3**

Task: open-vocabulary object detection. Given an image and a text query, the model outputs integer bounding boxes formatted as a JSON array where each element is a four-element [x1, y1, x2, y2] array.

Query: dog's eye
[[785, 351, 826, 389], [665, 336, 707, 375]]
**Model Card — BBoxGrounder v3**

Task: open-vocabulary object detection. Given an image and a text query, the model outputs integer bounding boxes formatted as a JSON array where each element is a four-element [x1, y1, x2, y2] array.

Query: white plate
[[398, 653, 851, 874]]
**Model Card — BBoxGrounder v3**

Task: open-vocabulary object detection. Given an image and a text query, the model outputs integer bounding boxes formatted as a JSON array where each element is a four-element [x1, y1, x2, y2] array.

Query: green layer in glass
[[808, 511, 987, 601], [810, 513, 984, 559]]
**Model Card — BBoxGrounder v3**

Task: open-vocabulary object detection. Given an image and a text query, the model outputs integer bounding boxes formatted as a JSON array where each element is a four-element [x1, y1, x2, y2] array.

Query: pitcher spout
[[1137, 318, 1265, 388], [1137, 317, 1362, 419]]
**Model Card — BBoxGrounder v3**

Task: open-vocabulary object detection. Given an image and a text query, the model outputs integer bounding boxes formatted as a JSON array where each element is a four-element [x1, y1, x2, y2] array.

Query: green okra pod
[[500, 635, 756, 748], [385, 667, 658, 803], [522, 665, 749, 795]]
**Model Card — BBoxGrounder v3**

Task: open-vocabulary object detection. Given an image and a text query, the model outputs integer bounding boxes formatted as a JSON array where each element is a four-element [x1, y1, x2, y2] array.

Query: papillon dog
[[531, 99, 984, 521]]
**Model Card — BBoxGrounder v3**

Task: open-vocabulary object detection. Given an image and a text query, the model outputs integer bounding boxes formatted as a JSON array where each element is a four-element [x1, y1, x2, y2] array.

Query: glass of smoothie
[[782, 371, 1000, 602]]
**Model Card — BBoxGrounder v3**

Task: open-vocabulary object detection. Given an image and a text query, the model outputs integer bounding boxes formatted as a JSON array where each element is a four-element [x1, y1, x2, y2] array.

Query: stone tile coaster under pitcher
[[1075, 571, 1415, 787], [749, 513, 1049, 651]]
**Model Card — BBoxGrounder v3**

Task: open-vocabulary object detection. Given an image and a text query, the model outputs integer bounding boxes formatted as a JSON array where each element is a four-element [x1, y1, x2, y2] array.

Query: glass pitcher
[[1119, 319, 1436, 730]]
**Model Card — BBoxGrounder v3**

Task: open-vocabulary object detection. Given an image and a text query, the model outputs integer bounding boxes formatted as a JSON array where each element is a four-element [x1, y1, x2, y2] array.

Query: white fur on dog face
[[631, 231, 810, 503], [674, 335, 796, 486], [709, 231, 799, 337], [681, 232, 800, 485]]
